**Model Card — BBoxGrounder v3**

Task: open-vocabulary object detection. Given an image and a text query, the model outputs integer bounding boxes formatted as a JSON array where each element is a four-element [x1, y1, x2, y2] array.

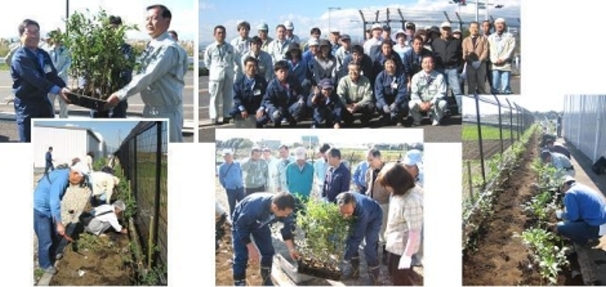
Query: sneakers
[[44, 266, 58, 275], [55, 253, 63, 260], [432, 119, 440, 126]]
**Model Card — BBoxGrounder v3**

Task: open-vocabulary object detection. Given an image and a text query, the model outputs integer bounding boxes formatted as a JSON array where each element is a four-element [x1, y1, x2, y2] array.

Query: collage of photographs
[[1, 0, 606, 286]]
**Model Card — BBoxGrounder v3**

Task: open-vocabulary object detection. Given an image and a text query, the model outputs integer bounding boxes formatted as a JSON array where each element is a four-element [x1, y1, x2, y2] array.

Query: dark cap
[[319, 39, 331, 47], [429, 26, 440, 33], [318, 78, 334, 89], [382, 25, 391, 31], [406, 22, 416, 29], [340, 34, 351, 41], [540, 149, 552, 160]]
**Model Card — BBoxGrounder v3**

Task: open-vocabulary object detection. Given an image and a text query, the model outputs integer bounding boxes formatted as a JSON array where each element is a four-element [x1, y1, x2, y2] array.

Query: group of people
[[7, 4, 188, 142], [204, 17, 516, 128], [34, 155, 126, 275], [216, 143, 424, 285]]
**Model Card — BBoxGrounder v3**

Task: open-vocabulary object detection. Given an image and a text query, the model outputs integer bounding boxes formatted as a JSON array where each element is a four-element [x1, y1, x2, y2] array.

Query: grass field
[[462, 124, 512, 141]]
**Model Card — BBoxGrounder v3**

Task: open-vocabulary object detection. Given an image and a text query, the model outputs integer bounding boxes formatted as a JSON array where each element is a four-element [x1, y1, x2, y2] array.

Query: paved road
[[198, 76, 463, 143], [0, 71, 195, 121]]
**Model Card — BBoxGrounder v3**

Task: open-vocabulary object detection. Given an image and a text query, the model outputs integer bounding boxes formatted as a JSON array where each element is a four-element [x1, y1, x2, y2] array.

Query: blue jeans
[[437, 68, 462, 96], [34, 209, 59, 269], [556, 220, 599, 245], [226, 187, 245, 217], [491, 70, 512, 94], [232, 225, 275, 280]]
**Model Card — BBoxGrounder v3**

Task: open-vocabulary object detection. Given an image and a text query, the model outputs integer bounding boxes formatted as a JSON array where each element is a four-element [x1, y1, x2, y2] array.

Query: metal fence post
[[514, 103, 521, 140], [505, 98, 514, 146], [153, 121, 162, 268], [474, 94, 486, 187], [467, 161, 473, 201], [494, 95, 504, 155], [133, 135, 138, 203]]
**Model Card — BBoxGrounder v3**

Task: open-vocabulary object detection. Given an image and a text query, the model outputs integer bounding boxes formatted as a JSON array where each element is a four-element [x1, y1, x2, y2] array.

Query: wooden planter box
[[65, 90, 108, 111], [297, 257, 341, 281]]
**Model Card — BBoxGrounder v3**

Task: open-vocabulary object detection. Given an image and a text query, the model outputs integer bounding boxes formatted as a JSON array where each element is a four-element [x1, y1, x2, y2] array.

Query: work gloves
[[398, 255, 412, 269]]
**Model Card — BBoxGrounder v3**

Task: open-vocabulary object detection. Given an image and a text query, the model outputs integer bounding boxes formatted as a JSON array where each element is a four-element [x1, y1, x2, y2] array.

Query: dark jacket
[[402, 48, 433, 79], [372, 50, 404, 78], [11, 47, 66, 120], [344, 192, 383, 260], [430, 37, 463, 69], [340, 54, 375, 86], [231, 193, 294, 245], [374, 71, 409, 107], [307, 89, 343, 122], [322, 162, 351, 202], [262, 76, 305, 115], [233, 74, 268, 113]]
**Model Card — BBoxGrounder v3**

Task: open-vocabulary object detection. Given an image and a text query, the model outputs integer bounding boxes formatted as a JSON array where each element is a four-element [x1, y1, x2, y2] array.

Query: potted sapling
[[61, 9, 139, 117], [295, 197, 353, 280]]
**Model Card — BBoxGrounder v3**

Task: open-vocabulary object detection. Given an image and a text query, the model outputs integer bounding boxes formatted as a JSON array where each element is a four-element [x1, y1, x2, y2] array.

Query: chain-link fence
[[462, 94, 534, 209], [563, 95, 606, 163], [115, 121, 168, 274]]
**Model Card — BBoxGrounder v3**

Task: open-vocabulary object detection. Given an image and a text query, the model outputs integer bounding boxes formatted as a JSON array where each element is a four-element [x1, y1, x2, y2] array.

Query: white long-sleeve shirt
[[92, 204, 122, 232], [90, 171, 119, 201]]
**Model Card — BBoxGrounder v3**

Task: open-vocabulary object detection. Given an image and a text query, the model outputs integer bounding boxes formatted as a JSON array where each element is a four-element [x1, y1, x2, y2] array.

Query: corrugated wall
[[563, 95, 606, 162], [32, 127, 87, 168]]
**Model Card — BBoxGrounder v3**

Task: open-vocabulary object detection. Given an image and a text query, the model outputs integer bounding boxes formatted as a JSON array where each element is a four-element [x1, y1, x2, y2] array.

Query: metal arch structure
[[357, 8, 407, 40]]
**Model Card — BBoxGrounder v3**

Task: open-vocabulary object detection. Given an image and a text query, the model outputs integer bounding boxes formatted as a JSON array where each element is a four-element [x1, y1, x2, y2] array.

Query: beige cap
[[440, 22, 451, 28]]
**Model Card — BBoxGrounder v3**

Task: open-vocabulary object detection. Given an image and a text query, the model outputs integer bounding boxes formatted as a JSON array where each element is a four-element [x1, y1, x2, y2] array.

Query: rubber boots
[[351, 256, 360, 278], [260, 265, 273, 286], [382, 245, 389, 265], [364, 264, 381, 285]]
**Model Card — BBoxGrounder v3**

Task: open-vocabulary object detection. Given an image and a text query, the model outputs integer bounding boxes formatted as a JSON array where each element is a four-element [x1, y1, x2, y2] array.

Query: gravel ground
[[0, 119, 19, 142]]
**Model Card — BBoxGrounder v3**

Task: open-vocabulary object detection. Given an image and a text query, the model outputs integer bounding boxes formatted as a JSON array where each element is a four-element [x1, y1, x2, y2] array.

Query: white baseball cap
[[494, 18, 506, 24], [562, 175, 576, 184], [71, 161, 90, 176], [221, 149, 233, 156], [294, 147, 307, 160], [284, 20, 294, 30], [307, 38, 319, 46], [330, 28, 340, 33], [440, 22, 451, 29], [403, 149, 423, 166], [371, 23, 382, 30]]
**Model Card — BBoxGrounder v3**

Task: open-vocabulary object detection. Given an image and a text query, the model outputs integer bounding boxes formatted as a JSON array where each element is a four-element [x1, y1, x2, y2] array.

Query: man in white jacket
[[84, 200, 128, 236]]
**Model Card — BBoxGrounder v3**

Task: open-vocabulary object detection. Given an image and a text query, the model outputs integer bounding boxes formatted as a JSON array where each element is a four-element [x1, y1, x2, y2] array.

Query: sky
[[3, 0, 195, 40], [215, 129, 423, 146], [199, 0, 521, 46], [462, 94, 566, 116], [33, 120, 140, 149]]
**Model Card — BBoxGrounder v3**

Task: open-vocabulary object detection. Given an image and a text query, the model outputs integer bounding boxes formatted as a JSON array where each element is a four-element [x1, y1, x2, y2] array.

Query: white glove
[[471, 61, 481, 69], [382, 105, 391, 113], [272, 110, 281, 120], [398, 255, 412, 269], [555, 210, 564, 220], [389, 103, 396, 111]]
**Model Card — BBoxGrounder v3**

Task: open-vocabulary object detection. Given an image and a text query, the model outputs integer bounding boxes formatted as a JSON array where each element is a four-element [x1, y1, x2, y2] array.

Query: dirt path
[[462, 133, 539, 285]]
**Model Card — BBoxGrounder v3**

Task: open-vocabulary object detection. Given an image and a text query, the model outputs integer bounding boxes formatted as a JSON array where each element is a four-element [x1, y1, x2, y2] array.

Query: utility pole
[[65, 0, 69, 33]]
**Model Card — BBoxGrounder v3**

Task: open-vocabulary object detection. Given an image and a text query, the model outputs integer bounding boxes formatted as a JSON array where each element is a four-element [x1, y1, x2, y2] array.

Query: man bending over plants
[[231, 191, 300, 286], [337, 191, 383, 285], [555, 176, 606, 246]]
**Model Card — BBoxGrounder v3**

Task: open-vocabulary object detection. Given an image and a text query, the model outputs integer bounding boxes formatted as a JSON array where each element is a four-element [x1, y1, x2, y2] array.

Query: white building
[[33, 125, 107, 168]]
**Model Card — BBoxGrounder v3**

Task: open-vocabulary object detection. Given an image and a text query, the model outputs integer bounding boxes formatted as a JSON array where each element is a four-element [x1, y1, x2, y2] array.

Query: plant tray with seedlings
[[297, 257, 341, 281], [65, 90, 108, 111]]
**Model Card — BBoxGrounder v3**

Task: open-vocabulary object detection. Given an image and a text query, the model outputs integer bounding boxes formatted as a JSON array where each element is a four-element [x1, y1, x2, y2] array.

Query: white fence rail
[[563, 95, 606, 162]]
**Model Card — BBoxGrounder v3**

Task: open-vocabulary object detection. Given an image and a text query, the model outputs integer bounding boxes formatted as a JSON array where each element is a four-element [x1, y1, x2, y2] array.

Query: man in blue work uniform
[[322, 148, 351, 202], [544, 139, 571, 159], [307, 79, 343, 129], [11, 19, 71, 142], [375, 56, 409, 126], [45, 146, 54, 174], [34, 162, 90, 275], [259, 60, 307, 127], [555, 176, 606, 246], [353, 159, 369, 193], [337, 191, 383, 285], [230, 57, 268, 128], [231, 191, 300, 286]]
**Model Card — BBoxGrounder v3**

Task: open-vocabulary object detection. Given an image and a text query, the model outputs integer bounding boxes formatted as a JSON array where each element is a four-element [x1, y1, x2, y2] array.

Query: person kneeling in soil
[[231, 191, 300, 286], [84, 200, 128, 237], [34, 162, 90, 275], [89, 171, 120, 206], [555, 176, 606, 247], [336, 191, 383, 285], [377, 163, 424, 285]]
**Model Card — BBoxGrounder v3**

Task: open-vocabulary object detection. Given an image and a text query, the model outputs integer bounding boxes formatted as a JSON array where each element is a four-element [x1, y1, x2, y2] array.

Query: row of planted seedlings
[[463, 124, 540, 251], [514, 152, 570, 285], [110, 159, 167, 285]]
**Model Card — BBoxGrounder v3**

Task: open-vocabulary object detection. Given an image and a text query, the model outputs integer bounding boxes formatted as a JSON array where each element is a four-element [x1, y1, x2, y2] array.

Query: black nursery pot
[[297, 258, 341, 281], [65, 89, 108, 111]]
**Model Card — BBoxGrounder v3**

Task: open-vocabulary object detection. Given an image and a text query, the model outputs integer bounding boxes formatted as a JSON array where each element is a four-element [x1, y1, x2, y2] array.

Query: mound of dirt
[[215, 222, 263, 286]]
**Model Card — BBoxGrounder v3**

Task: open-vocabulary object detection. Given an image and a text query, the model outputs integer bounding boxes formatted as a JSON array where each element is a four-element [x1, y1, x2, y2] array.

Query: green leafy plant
[[295, 197, 353, 269], [514, 228, 569, 285], [61, 8, 139, 99]]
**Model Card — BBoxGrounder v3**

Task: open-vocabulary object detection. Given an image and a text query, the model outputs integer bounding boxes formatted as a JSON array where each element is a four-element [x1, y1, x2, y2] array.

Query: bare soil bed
[[462, 133, 584, 285]]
